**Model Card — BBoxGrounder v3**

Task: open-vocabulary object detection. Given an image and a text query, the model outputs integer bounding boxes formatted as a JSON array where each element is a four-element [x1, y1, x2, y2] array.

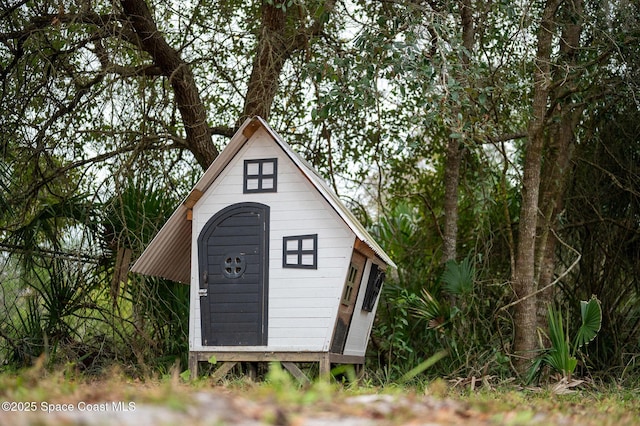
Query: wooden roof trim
[[242, 117, 262, 139], [184, 189, 203, 209], [354, 239, 388, 271]]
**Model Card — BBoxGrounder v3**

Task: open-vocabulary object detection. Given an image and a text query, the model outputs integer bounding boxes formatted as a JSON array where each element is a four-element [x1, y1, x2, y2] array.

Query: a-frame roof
[[130, 116, 396, 284]]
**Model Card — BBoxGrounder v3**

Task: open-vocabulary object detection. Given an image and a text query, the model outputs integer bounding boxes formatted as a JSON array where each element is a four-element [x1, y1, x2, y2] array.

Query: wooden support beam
[[354, 240, 388, 271], [194, 351, 327, 363], [211, 362, 238, 382], [183, 189, 203, 209], [282, 362, 311, 384], [188, 351, 365, 382], [189, 352, 198, 380], [355, 364, 365, 384], [328, 353, 366, 365], [319, 354, 331, 381]]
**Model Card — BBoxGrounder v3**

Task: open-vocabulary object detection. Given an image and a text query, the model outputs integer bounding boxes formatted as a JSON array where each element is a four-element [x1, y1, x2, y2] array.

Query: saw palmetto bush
[[411, 257, 510, 377], [0, 191, 109, 368], [369, 202, 510, 381], [0, 173, 189, 372], [101, 178, 189, 370], [527, 297, 602, 383]]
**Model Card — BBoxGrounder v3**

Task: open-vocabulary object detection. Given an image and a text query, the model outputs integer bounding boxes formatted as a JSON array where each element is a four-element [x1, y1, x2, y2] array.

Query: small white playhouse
[[131, 117, 395, 379]]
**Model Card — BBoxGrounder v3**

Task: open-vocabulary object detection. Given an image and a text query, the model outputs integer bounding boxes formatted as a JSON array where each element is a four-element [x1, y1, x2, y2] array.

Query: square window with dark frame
[[283, 234, 317, 269], [244, 158, 277, 193]]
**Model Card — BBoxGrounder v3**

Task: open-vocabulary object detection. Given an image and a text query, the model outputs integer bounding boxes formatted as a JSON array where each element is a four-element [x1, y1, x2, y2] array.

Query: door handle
[[201, 270, 208, 288]]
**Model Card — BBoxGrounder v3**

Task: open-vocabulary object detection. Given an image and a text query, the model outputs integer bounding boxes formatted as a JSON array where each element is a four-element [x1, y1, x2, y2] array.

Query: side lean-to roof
[[130, 116, 396, 284]]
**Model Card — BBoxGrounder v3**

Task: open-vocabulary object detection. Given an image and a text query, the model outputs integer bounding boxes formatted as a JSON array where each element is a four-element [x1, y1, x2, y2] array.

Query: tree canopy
[[1, 0, 638, 382]]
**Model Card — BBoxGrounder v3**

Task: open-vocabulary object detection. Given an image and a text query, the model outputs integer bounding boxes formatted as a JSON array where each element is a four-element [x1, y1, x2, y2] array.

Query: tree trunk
[[240, 0, 336, 124], [535, 0, 585, 330], [241, 2, 290, 122], [120, 0, 218, 170], [441, 0, 474, 265], [535, 119, 574, 317], [442, 139, 462, 263], [512, 0, 561, 376]]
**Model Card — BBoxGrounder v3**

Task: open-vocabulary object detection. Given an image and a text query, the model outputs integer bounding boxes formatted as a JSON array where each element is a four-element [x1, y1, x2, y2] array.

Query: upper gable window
[[244, 158, 277, 193]]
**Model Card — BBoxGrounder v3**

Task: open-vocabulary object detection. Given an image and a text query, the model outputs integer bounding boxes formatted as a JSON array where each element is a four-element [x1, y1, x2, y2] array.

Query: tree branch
[[120, 0, 218, 169]]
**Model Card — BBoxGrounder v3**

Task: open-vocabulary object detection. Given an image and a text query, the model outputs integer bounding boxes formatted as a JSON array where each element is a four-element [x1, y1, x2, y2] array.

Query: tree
[[442, 0, 474, 266], [511, 0, 563, 374], [119, 0, 219, 169], [1, 0, 638, 379], [0, 0, 342, 367], [512, 0, 639, 375]]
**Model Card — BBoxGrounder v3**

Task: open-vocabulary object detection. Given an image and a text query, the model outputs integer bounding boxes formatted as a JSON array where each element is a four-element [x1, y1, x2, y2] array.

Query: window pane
[[262, 178, 273, 189], [301, 238, 314, 251], [282, 234, 317, 269], [262, 161, 274, 175], [285, 239, 298, 251], [246, 163, 260, 175], [246, 178, 259, 190]]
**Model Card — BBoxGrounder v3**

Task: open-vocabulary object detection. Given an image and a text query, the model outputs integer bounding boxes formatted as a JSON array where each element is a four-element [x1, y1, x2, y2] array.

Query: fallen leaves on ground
[[0, 371, 638, 425]]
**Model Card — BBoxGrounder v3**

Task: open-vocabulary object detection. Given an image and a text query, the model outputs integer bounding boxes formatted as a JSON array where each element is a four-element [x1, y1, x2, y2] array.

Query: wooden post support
[[319, 354, 331, 381], [282, 362, 311, 384], [188, 351, 364, 382], [355, 363, 365, 383], [189, 352, 198, 380], [211, 361, 238, 383]]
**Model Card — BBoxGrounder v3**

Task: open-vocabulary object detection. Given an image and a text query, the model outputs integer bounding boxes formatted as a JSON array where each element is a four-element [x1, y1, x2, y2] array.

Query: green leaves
[[414, 287, 447, 328], [575, 297, 602, 350], [530, 298, 602, 382], [265, 0, 295, 13], [412, 257, 476, 332], [441, 257, 475, 296], [544, 304, 578, 377]]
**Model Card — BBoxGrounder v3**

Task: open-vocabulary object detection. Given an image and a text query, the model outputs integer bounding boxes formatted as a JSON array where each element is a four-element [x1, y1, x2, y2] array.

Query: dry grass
[[1, 361, 639, 425]]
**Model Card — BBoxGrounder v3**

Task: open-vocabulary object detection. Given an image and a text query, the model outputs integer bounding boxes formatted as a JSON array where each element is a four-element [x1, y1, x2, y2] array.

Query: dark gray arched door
[[198, 203, 269, 346]]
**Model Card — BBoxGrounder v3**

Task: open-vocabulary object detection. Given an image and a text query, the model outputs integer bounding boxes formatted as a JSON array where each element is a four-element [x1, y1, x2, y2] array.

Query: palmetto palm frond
[[441, 257, 475, 296]]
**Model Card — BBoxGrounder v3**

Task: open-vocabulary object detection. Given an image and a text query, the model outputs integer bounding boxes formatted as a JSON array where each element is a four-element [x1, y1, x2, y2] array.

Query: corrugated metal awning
[[129, 205, 192, 283]]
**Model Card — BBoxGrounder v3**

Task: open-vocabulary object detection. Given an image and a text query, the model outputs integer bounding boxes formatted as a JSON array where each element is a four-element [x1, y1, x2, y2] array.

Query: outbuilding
[[131, 117, 395, 380]]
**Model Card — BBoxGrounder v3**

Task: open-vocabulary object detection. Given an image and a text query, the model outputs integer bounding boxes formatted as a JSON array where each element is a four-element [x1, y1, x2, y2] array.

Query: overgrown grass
[[461, 384, 640, 426], [1, 361, 638, 425]]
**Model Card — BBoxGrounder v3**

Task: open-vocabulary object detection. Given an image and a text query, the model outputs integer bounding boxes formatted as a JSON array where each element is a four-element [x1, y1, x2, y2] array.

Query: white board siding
[[269, 297, 336, 309], [269, 287, 340, 299], [190, 127, 355, 352]]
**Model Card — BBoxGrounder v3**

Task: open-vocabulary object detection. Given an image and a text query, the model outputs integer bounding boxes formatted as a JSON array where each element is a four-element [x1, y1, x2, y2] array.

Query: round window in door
[[223, 253, 246, 279]]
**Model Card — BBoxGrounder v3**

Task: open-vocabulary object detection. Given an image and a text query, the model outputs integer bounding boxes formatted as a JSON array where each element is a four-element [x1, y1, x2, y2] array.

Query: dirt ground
[[0, 392, 544, 426], [0, 387, 630, 426], [1, 375, 638, 426]]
